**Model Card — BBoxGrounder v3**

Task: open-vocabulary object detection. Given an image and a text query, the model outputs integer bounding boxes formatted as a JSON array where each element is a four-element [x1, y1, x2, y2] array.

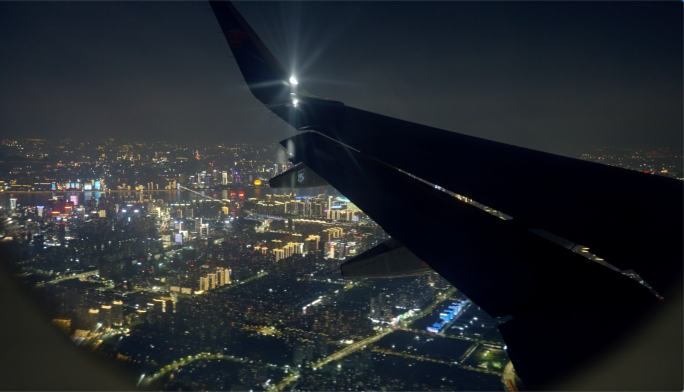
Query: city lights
[[2, 138, 671, 392]]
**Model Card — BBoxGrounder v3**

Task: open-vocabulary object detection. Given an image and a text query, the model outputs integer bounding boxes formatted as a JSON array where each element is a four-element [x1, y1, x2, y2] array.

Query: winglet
[[209, 1, 290, 105]]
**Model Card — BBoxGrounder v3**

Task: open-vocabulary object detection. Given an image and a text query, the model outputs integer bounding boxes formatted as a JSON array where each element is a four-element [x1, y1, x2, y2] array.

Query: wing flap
[[340, 239, 433, 279]]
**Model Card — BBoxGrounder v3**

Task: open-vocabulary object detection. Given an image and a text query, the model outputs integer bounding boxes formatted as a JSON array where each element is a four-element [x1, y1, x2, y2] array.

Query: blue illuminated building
[[427, 300, 469, 333]]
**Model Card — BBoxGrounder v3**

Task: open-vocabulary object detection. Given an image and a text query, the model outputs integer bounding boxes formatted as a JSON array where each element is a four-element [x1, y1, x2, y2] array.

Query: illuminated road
[[177, 185, 219, 201], [216, 271, 267, 292], [311, 330, 393, 370], [272, 329, 395, 390], [310, 277, 347, 285], [460, 343, 479, 363], [37, 270, 98, 287], [273, 373, 299, 391], [372, 348, 502, 376], [400, 327, 501, 345], [142, 352, 287, 388]]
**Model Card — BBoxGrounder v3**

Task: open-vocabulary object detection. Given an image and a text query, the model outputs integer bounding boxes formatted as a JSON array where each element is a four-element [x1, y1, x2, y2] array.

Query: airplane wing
[[209, 1, 683, 389]]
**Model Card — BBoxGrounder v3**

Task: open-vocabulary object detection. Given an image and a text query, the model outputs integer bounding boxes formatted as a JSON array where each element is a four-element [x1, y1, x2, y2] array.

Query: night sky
[[0, 1, 681, 156]]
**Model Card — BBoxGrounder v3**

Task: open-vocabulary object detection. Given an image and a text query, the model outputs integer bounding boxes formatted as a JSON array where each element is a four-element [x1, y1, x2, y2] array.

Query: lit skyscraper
[[100, 305, 112, 329], [88, 308, 100, 331], [326, 196, 332, 219], [112, 300, 123, 326]]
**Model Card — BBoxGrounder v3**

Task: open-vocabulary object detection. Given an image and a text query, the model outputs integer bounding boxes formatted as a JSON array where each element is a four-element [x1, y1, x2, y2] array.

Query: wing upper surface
[[281, 131, 661, 387], [305, 106, 683, 298]]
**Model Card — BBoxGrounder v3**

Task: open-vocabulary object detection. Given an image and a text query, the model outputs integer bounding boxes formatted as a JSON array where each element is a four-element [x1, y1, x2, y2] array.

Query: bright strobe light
[[289, 76, 298, 85]]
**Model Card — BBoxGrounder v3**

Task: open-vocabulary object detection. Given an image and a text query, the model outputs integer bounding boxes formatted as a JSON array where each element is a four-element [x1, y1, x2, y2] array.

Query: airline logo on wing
[[226, 28, 246, 48]]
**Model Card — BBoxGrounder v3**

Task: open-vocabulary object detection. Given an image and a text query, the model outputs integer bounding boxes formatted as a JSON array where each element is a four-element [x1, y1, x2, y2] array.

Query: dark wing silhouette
[[209, 1, 683, 388]]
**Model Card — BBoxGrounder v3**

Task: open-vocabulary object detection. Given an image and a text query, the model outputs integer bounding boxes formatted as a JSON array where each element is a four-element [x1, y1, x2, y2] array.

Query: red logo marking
[[227, 29, 246, 48]]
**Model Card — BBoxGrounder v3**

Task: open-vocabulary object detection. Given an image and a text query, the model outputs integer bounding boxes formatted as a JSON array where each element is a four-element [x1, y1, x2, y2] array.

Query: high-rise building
[[304, 235, 320, 252], [112, 300, 123, 326], [315, 336, 328, 357], [326, 196, 332, 219], [152, 299, 164, 326], [165, 299, 174, 314], [88, 308, 100, 331], [137, 309, 147, 323], [293, 344, 304, 366], [222, 172, 228, 185], [304, 197, 312, 216], [323, 227, 344, 242], [370, 294, 393, 322], [100, 304, 112, 329], [216, 267, 231, 286], [304, 341, 315, 363]]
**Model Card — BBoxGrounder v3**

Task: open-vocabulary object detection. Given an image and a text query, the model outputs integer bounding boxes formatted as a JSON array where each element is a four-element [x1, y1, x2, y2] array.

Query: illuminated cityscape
[[0, 138, 680, 390]]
